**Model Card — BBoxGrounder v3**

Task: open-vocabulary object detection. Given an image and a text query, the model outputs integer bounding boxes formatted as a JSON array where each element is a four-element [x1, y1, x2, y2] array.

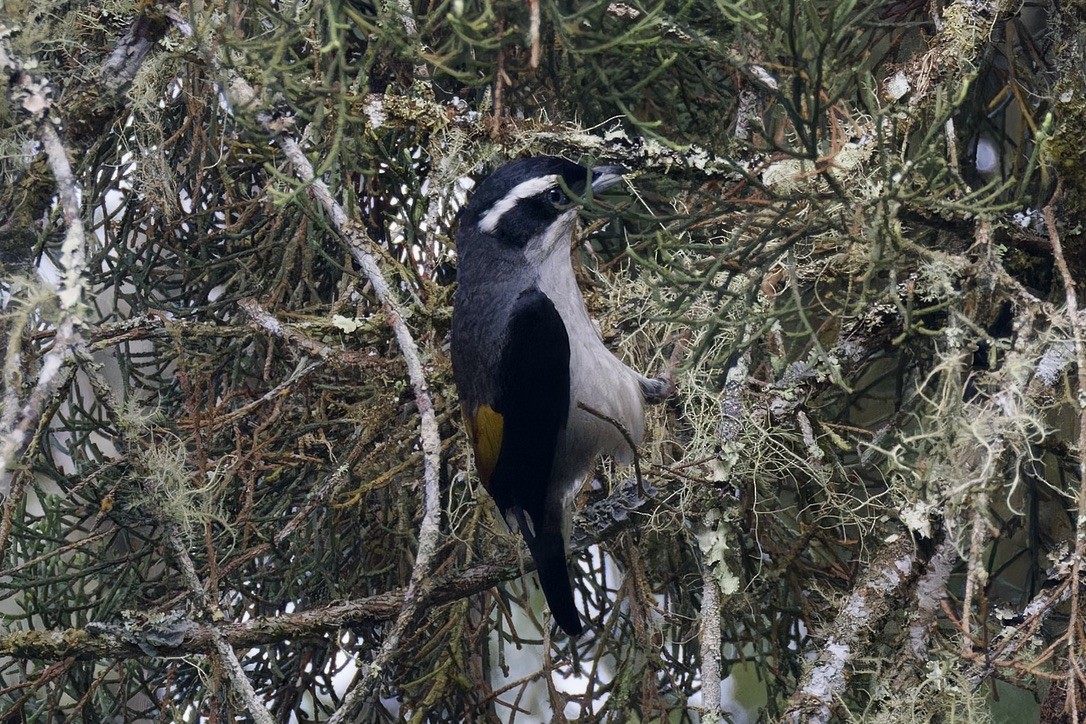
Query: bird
[[450, 156, 671, 636]]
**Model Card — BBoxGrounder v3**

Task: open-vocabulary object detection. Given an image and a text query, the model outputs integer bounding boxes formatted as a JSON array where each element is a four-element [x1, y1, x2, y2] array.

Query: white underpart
[[529, 218, 646, 521], [478, 174, 559, 234]]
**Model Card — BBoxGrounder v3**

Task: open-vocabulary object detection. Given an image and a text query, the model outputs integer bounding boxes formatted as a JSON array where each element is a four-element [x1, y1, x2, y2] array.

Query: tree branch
[[1044, 190, 1086, 717], [781, 535, 925, 723], [0, 126, 88, 490], [163, 524, 276, 724], [205, 29, 446, 711], [699, 563, 724, 723], [0, 479, 656, 662]]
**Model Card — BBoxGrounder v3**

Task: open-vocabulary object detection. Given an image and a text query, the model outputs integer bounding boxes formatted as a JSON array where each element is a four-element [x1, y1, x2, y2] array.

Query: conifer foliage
[[0, 0, 1081, 720]]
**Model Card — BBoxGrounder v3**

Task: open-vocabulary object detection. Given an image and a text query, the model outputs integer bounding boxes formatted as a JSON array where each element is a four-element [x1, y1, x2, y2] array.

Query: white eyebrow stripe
[[478, 174, 559, 234]]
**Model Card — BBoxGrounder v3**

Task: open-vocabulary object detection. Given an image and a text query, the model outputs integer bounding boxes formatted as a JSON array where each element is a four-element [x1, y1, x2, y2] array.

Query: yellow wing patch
[[466, 404, 504, 490]]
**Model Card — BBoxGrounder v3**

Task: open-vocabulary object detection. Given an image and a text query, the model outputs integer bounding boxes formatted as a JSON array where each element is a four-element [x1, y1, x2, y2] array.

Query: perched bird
[[451, 156, 670, 636]]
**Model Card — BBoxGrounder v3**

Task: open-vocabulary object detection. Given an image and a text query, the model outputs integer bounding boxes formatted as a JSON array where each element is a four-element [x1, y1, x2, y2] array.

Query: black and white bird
[[451, 156, 670, 636]]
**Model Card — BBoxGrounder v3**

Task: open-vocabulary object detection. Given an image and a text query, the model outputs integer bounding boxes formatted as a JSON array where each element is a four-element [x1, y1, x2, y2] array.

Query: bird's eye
[[547, 187, 570, 206]]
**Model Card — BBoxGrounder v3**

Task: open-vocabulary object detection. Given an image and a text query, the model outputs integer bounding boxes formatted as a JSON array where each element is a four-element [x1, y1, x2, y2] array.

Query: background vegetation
[[0, 0, 1083, 720]]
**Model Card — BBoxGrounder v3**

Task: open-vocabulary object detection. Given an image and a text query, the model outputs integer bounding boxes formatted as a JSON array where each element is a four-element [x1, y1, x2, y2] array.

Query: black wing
[[490, 287, 582, 635], [489, 287, 570, 516]]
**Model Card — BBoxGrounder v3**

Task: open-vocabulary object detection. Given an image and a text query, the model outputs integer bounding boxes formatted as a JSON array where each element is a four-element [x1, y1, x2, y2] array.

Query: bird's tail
[[513, 508, 583, 637]]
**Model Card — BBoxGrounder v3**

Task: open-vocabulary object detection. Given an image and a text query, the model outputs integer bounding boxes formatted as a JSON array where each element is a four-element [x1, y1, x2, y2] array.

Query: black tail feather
[[512, 508, 583, 637]]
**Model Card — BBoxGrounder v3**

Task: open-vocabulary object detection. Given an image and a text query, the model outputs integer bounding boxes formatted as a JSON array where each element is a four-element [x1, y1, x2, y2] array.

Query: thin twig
[[577, 402, 645, 492], [163, 524, 276, 724], [239, 297, 376, 366], [1043, 189, 1086, 717]]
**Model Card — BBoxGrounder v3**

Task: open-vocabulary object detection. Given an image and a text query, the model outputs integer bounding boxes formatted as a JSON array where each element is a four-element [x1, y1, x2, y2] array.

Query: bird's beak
[[590, 165, 627, 193]]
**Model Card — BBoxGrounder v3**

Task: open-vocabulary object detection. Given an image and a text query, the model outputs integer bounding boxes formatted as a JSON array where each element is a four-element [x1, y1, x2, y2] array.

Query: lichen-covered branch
[[0, 44, 90, 489], [163, 524, 275, 724], [0, 120, 87, 492], [0, 482, 656, 662], [699, 563, 725, 723], [1045, 192, 1086, 717], [781, 535, 924, 723]]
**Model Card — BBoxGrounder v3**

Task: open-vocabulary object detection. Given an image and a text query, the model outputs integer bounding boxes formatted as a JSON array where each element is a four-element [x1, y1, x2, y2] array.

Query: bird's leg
[[639, 374, 674, 404], [639, 332, 685, 404]]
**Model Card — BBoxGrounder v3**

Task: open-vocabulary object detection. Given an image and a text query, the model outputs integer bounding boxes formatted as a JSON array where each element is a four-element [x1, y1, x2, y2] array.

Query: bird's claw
[[640, 373, 676, 404]]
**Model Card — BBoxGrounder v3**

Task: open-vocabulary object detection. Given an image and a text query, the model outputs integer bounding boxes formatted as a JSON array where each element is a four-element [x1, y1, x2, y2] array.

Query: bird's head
[[456, 156, 625, 261]]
